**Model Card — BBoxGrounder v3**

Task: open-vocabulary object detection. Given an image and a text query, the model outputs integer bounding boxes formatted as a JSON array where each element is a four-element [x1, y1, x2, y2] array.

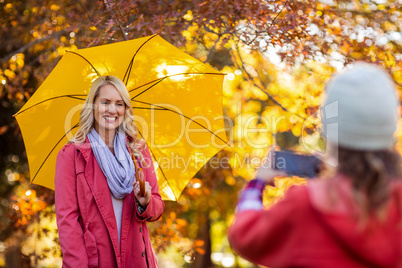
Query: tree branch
[[102, 0, 128, 41], [268, 0, 290, 31], [246, 0, 290, 46], [233, 41, 306, 121], [77, 0, 95, 24], [204, 35, 222, 63], [0, 30, 67, 63]]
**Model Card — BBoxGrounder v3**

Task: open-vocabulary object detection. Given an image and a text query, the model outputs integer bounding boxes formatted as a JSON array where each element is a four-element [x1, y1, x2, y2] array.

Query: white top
[[111, 193, 123, 246]]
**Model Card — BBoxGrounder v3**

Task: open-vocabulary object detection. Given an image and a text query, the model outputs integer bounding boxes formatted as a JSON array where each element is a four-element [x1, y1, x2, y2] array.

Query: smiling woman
[[54, 75, 164, 268]]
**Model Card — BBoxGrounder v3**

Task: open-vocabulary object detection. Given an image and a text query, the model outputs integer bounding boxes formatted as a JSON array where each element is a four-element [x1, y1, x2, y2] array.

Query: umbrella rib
[[14, 95, 87, 116], [131, 77, 165, 99], [129, 72, 225, 99], [132, 100, 229, 145], [137, 130, 178, 200], [128, 77, 164, 93], [123, 34, 158, 85], [30, 123, 80, 184], [67, 51, 101, 77], [132, 107, 165, 110]]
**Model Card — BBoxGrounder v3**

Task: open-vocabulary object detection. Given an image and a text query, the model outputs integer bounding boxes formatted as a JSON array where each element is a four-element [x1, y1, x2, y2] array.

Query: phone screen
[[273, 150, 321, 178]]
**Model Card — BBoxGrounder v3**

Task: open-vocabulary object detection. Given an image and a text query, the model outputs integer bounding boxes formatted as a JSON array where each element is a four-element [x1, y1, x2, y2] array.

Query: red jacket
[[55, 138, 164, 268], [228, 175, 402, 268]]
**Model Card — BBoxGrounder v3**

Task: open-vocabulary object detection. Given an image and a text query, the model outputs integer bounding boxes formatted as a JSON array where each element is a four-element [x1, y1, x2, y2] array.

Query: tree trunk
[[5, 245, 21, 268], [192, 208, 213, 268]]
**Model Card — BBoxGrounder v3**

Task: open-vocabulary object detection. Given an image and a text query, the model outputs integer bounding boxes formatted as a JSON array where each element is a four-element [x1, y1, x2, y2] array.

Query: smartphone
[[273, 150, 321, 178]]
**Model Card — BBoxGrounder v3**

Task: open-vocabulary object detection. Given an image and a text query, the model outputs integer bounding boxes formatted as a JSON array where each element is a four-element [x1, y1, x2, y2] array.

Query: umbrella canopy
[[15, 35, 228, 201]]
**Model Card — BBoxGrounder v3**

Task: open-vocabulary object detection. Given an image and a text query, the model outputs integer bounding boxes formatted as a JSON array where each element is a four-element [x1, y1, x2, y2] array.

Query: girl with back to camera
[[55, 75, 164, 268], [229, 63, 402, 267]]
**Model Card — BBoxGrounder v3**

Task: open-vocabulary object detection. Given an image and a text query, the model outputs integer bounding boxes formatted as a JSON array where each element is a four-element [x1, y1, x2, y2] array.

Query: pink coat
[[55, 138, 164, 268]]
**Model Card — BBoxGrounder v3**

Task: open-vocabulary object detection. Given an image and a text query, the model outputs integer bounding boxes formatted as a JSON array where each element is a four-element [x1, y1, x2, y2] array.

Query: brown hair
[[337, 146, 402, 220]]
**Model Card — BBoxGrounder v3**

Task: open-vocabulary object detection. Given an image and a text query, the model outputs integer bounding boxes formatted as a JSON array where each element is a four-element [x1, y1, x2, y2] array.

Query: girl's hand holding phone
[[255, 149, 287, 187]]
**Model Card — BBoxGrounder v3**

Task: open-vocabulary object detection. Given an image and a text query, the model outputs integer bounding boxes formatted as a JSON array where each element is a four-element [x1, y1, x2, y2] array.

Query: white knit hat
[[321, 62, 400, 150]]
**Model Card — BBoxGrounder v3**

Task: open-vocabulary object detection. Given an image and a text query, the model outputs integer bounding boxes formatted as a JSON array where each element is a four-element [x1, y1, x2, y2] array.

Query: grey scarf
[[87, 128, 136, 199]]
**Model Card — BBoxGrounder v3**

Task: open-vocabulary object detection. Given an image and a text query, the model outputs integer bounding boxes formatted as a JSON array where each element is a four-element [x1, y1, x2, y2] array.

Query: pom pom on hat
[[321, 62, 400, 150]]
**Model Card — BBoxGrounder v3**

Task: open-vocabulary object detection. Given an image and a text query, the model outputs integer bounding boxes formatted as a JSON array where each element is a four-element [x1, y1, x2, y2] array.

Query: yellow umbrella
[[14, 35, 228, 201]]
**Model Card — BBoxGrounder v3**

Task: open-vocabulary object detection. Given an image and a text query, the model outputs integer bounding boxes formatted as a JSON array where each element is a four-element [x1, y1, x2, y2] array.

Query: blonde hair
[[71, 75, 146, 164]]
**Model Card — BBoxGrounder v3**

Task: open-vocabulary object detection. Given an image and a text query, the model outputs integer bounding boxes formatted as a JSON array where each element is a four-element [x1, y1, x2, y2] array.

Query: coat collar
[[73, 137, 91, 160]]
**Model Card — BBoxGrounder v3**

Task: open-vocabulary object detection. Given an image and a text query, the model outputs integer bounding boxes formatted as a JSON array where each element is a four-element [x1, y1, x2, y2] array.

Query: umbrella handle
[[132, 154, 146, 197], [137, 167, 145, 197]]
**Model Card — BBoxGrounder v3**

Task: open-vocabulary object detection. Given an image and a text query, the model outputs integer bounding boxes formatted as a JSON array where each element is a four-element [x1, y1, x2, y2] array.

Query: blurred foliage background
[[2, 0, 402, 267]]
